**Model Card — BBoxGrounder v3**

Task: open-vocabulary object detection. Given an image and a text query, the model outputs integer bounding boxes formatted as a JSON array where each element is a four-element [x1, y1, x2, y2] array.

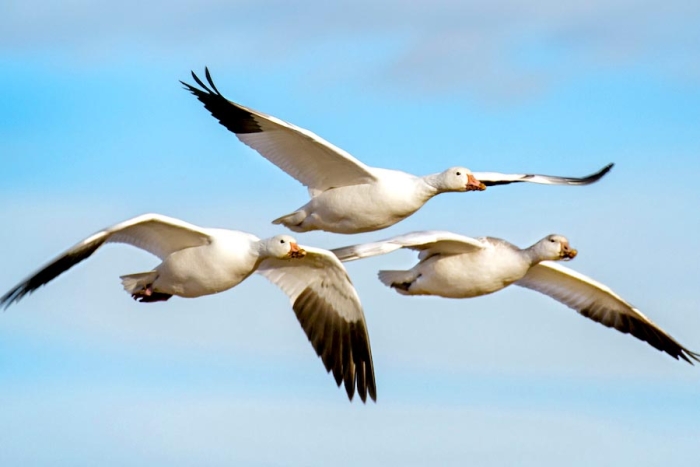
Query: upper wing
[[331, 230, 487, 263], [515, 261, 700, 364], [181, 68, 378, 195], [1, 214, 212, 309], [474, 163, 613, 187], [257, 246, 376, 402]]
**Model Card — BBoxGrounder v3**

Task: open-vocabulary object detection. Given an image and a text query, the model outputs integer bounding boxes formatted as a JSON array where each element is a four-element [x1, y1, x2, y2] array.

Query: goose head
[[433, 167, 486, 193], [264, 235, 306, 259], [531, 234, 577, 262]]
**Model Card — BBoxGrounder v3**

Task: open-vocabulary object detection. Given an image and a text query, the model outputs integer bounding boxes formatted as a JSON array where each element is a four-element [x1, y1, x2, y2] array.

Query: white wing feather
[[257, 246, 376, 401], [183, 70, 378, 195], [474, 163, 613, 186], [0, 214, 212, 308], [102, 213, 212, 259], [516, 261, 699, 363], [257, 247, 361, 319], [331, 230, 487, 263]]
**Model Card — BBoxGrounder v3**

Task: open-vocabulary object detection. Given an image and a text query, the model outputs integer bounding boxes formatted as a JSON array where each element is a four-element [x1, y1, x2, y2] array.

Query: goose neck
[[420, 173, 444, 196]]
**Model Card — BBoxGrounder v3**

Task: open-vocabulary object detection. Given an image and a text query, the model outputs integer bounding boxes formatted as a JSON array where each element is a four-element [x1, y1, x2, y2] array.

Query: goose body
[[182, 68, 613, 234], [2, 214, 376, 402], [283, 168, 439, 233], [332, 231, 700, 364], [150, 228, 262, 297], [404, 238, 535, 298]]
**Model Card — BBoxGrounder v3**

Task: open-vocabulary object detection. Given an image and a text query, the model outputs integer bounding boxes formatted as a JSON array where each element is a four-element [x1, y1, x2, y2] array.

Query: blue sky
[[2, 1, 700, 465]]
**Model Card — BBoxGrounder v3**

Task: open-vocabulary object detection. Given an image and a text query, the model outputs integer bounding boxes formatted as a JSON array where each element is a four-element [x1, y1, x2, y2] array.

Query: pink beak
[[561, 242, 578, 260], [287, 242, 306, 259], [466, 174, 487, 192]]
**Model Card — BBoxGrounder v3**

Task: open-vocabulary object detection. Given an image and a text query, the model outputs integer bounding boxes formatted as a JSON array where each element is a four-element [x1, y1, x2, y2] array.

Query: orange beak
[[560, 243, 577, 260], [466, 174, 487, 192], [287, 242, 306, 259]]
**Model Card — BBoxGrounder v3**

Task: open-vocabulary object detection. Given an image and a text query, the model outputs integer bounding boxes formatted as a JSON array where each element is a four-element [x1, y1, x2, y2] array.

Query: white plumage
[[332, 230, 699, 364], [182, 68, 613, 234], [1, 213, 376, 402]]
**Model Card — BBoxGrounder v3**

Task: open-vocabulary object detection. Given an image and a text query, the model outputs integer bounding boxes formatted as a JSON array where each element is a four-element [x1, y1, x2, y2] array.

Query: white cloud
[[2, 1, 698, 98]]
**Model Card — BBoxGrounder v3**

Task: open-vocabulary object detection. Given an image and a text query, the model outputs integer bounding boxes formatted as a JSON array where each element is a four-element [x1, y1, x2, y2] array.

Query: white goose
[[332, 231, 700, 364], [1, 214, 376, 402], [182, 69, 614, 234]]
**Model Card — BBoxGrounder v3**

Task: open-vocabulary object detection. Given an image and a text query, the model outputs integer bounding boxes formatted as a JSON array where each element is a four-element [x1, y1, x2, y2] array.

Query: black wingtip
[[292, 287, 377, 403], [581, 162, 615, 184], [682, 349, 700, 365], [346, 381, 356, 402], [182, 67, 222, 97], [0, 235, 107, 311], [598, 162, 615, 176], [0, 293, 17, 311], [181, 68, 264, 134], [369, 384, 377, 403], [204, 67, 223, 96], [1, 282, 37, 310], [0, 291, 13, 310], [179, 80, 197, 93], [189, 69, 212, 93]]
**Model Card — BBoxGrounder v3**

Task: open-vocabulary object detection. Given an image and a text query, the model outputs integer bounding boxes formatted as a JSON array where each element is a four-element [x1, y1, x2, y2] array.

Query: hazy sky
[[1, 1, 700, 465]]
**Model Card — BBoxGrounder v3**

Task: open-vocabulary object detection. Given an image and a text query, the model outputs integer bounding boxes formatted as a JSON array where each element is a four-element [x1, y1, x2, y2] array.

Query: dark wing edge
[[483, 163, 614, 187], [1, 235, 107, 310], [180, 67, 263, 135], [517, 262, 700, 365], [578, 306, 700, 365], [292, 286, 377, 403]]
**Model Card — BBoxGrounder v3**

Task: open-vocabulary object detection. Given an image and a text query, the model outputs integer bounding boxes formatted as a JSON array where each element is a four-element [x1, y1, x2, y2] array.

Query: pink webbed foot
[[131, 285, 172, 303]]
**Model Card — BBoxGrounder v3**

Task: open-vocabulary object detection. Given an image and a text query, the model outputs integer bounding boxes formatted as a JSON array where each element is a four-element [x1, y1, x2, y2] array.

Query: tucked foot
[[391, 281, 413, 292], [131, 286, 172, 303]]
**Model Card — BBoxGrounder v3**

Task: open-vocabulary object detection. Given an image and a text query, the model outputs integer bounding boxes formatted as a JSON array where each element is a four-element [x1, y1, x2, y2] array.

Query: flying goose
[[1, 214, 376, 402], [332, 231, 699, 364], [182, 68, 613, 234]]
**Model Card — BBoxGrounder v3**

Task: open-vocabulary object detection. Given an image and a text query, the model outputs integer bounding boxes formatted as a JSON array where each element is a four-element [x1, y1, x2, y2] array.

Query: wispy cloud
[[2, 1, 698, 98]]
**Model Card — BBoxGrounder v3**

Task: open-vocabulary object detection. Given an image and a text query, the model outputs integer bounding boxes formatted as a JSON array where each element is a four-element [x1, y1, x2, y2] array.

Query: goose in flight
[[1, 214, 376, 402], [182, 68, 614, 234], [332, 231, 699, 364]]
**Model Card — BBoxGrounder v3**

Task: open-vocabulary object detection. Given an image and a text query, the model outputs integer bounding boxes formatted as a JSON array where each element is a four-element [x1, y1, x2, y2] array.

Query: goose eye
[[280, 239, 285, 244], [549, 238, 556, 243], [456, 171, 461, 176]]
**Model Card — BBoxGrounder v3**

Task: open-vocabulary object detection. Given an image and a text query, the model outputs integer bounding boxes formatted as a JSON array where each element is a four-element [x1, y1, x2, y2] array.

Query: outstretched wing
[[474, 163, 613, 187], [1, 214, 211, 308], [182, 68, 378, 196], [257, 246, 376, 402], [516, 261, 700, 364], [331, 230, 487, 263]]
